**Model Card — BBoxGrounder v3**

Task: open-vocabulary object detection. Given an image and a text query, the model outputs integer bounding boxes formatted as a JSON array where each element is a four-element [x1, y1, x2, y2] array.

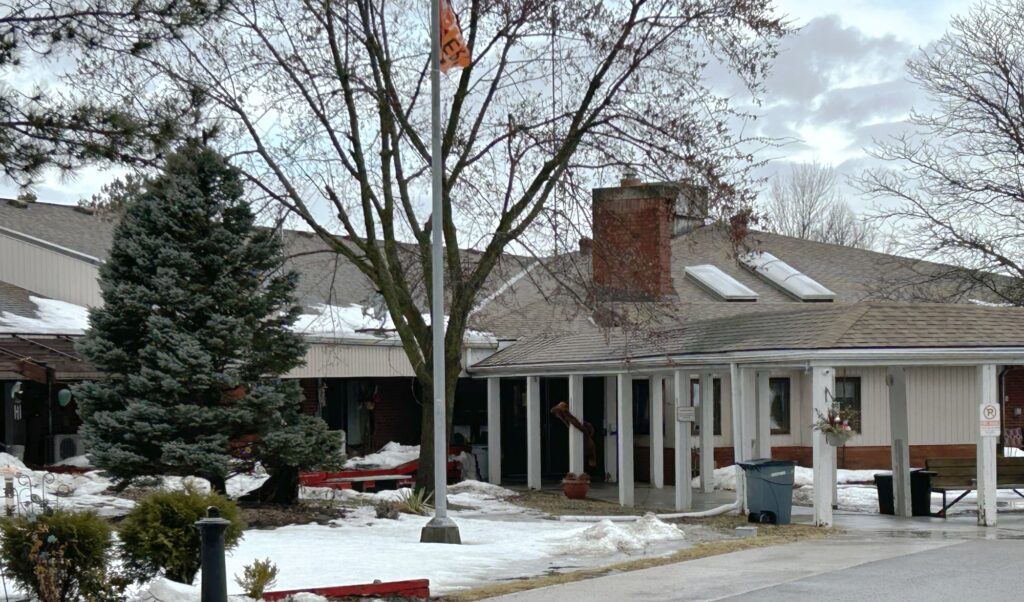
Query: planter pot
[[825, 432, 851, 447], [562, 479, 590, 500]]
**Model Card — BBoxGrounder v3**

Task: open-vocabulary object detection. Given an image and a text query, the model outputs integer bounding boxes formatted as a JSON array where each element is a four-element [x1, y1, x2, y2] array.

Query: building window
[[834, 377, 862, 432], [690, 378, 723, 436], [769, 377, 791, 435]]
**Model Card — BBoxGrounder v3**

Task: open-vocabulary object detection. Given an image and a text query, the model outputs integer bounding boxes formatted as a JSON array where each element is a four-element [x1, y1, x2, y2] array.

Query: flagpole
[[421, 0, 461, 545]]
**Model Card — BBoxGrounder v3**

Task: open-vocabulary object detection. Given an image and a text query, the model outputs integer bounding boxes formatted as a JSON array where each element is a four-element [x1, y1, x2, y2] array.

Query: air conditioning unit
[[51, 435, 85, 463]]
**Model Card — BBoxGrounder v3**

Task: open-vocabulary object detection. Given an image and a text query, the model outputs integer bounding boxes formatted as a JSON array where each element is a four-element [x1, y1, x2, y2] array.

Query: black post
[[196, 506, 230, 602]]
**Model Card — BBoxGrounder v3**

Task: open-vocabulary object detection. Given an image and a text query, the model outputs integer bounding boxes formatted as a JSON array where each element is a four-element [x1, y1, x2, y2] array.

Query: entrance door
[[541, 377, 569, 478]]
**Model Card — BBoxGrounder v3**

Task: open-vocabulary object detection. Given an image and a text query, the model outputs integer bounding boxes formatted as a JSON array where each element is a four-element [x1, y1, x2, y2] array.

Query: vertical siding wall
[[0, 234, 101, 307], [706, 365, 981, 449]]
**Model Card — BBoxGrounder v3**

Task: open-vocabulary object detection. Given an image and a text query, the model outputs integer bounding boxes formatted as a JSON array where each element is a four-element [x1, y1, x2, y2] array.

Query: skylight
[[684, 265, 759, 301], [740, 252, 836, 302]]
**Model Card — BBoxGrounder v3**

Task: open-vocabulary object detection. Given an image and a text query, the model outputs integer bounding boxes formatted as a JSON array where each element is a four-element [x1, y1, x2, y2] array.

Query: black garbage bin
[[737, 459, 796, 525], [875, 473, 894, 515], [875, 471, 935, 516], [911, 470, 936, 517]]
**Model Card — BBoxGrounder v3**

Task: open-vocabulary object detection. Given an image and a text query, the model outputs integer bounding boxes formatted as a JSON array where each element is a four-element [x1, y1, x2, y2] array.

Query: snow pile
[[227, 466, 269, 498], [344, 442, 419, 469], [0, 296, 90, 334], [693, 464, 889, 491], [132, 577, 201, 602], [448, 480, 525, 514], [55, 454, 94, 468], [0, 452, 28, 471], [558, 513, 684, 556], [448, 480, 516, 499]]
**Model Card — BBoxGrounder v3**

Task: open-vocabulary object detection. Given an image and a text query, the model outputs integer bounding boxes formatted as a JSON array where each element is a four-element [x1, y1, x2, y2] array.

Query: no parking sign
[[979, 403, 1000, 437]]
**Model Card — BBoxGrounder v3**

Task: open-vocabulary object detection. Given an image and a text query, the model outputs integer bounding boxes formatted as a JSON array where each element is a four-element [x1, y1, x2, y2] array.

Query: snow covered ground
[[0, 453, 266, 518], [221, 484, 692, 597]]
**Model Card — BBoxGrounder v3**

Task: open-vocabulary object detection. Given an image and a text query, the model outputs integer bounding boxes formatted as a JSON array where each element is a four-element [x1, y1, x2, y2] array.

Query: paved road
[[491, 531, 1024, 601], [727, 539, 1024, 601]]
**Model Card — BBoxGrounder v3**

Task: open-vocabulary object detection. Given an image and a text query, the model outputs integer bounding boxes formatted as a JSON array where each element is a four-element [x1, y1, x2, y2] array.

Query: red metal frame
[[263, 578, 429, 600], [299, 455, 461, 491]]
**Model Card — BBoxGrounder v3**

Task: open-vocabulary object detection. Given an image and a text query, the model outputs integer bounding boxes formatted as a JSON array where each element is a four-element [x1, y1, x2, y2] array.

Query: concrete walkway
[[490, 513, 1024, 601]]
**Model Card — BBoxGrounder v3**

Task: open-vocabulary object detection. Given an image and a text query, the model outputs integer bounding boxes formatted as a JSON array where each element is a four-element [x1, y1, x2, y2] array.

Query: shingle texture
[[473, 303, 1024, 369]]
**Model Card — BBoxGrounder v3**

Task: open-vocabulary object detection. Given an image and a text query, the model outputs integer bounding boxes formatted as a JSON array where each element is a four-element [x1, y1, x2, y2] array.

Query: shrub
[[119, 487, 245, 584], [234, 557, 278, 599], [395, 489, 433, 516], [0, 510, 122, 602]]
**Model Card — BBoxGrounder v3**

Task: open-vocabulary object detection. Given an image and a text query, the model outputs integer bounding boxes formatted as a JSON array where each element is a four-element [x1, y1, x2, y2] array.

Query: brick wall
[[297, 377, 422, 450], [1004, 367, 1024, 434], [591, 183, 676, 300], [370, 378, 422, 446], [299, 379, 320, 416]]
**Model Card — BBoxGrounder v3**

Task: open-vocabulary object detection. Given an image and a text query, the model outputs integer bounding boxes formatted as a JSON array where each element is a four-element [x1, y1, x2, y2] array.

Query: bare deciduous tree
[[857, 0, 1024, 305], [65, 0, 790, 490], [764, 161, 875, 249]]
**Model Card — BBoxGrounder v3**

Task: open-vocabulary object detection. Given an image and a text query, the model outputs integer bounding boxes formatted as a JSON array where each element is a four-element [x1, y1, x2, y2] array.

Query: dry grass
[[443, 515, 833, 602], [510, 490, 679, 516]]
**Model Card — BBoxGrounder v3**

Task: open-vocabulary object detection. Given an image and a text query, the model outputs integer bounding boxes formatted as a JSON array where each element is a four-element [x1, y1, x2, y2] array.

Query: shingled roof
[[468, 224, 996, 339], [0, 199, 530, 316], [471, 303, 1024, 371]]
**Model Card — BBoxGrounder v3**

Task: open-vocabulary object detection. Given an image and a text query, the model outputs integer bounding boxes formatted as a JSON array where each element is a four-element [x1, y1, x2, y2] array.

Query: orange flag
[[439, 0, 471, 73]]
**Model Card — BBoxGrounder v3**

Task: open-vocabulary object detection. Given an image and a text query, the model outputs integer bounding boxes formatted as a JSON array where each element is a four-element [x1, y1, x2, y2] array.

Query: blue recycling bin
[[738, 458, 797, 525]]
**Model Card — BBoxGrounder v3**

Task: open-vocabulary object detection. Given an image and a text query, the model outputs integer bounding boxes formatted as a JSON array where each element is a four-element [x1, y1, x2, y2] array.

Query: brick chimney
[[591, 177, 679, 300]]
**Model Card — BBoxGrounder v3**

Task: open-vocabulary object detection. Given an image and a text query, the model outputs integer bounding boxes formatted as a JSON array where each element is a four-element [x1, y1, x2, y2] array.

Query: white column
[[756, 371, 772, 459], [568, 374, 585, 476], [674, 370, 692, 510], [811, 366, 835, 527], [700, 372, 715, 493], [486, 377, 501, 485], [617, 373, 634, 507], [730, 364, 748, 513], [526, 376, 542, 490], [605, 376, 618, 483], [651, 375, 665, 489], [977, 364, 998, 527], [887, 367, 911, 517]]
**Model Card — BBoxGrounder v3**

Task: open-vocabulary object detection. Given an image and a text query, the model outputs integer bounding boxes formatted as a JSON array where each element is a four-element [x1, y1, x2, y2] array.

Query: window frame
[[768, 377, 791, 435], [833, 376, 862, 433]]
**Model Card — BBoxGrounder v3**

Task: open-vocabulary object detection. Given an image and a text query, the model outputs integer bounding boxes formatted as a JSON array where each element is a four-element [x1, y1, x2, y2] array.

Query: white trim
[[470, 347, 1024, 376], [0, 226, 105, 266]]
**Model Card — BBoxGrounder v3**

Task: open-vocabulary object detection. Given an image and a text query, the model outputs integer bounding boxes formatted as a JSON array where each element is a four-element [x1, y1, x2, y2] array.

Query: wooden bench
[[925, 457, 1024, 517]]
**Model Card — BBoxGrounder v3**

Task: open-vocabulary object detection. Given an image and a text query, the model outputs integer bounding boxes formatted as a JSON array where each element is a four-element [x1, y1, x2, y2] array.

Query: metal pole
[[420, 0, 461, 545], [196, 506, 229, 602]]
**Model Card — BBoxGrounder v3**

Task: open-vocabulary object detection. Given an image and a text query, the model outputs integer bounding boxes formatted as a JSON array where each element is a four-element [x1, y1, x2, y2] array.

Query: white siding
[[288, 342, 416, 378], [0, 233, 102, 307], [907, 366, 977, 445], [721, 365, 979, 449]]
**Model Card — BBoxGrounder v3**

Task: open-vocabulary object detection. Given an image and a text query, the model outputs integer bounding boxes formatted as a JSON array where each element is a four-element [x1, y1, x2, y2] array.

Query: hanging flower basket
[[814, 402, 857, 447], [562, 472, 590, 500], [825, 431, 852, 447]]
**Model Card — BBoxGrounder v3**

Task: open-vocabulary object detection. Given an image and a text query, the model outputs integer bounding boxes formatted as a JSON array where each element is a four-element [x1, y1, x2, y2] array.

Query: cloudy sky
[[3, 0, 976, 213], [754, 0, 974, 212]]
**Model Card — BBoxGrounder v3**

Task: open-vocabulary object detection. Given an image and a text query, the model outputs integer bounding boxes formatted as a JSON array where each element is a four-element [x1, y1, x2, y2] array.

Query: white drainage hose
[[556, 499, 741, 523]]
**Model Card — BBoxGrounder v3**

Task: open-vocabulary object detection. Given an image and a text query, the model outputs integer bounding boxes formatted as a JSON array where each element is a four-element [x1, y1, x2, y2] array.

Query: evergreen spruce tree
[[74, 141, 340, 502]]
